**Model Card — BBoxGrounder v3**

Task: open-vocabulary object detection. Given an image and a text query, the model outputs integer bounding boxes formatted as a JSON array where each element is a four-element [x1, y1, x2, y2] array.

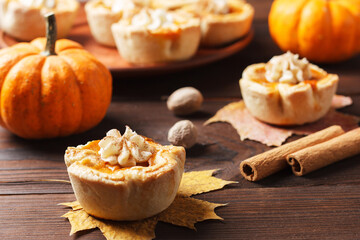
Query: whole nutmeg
[[168, 120, 198, 149], [167, 87, 203, 115]]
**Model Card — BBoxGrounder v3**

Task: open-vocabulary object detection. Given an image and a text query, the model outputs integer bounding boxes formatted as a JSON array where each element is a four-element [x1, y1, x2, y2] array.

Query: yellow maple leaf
[[61, 169, 235, 240], [59, 201, 82, 211], [205, 100, 360, 146], [98, 217, 157, 240], [157, 196, 225, 229], [178, 169, 237, 197], [62, 209, 97, 235], [62, 208, 157, 240]]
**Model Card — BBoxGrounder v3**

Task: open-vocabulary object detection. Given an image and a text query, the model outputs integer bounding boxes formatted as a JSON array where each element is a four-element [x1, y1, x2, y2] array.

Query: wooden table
[[1, 1, 360, 239]]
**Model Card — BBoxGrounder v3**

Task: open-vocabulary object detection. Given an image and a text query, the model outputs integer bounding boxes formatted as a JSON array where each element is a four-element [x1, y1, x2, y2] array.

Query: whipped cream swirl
[[19, 0, 56, 8], [131, 8, 178, 31], [200, 0, 230, 14], [265, 51, 312, 84], [98, 127, 155, 168], [102, 0, 136, 13]]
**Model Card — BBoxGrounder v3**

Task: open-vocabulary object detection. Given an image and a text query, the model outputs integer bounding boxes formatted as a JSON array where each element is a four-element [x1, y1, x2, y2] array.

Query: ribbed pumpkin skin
[[269, 0, 360, 63], [0, 38, 112, 139]]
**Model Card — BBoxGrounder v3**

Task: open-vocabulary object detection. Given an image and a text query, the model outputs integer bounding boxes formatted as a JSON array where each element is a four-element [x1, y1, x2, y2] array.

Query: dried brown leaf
[[178, 170, 236, 197], [157, 196, 225, 230], [332, 94, 353, 109], [205, 100, 359, 146], [205, 101, 292, 146]]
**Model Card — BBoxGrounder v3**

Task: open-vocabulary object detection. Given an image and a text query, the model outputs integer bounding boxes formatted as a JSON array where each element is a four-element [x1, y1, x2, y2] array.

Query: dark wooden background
[[1, 0, 360, 239]]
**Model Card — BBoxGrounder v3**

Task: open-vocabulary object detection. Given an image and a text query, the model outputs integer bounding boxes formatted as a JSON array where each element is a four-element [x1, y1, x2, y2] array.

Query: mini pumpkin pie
[[183, 0, 254, 47], [85, 0, 146, 47], [111, 8, 201, 64], [0, 0, 79, 41], [240, 52, 339, 125], [65, 127, 185, 221]]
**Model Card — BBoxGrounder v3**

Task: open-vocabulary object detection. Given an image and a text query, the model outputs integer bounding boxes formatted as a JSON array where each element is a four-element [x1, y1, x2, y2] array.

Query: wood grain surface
[[0, 0, 360, 239]]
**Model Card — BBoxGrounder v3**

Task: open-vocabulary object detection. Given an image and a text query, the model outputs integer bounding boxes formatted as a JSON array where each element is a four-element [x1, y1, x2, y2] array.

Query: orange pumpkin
[[0, 14, 112, 139], [269, 0, 360, 63]]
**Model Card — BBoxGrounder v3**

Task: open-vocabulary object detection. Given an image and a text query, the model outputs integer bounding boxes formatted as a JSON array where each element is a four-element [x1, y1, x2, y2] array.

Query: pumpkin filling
[[82, 156, 153, 174]]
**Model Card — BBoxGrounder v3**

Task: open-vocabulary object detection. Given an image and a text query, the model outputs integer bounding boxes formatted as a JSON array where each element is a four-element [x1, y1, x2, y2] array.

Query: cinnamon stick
[[287, 127, 360, 176], [239, 125, 344, 181]]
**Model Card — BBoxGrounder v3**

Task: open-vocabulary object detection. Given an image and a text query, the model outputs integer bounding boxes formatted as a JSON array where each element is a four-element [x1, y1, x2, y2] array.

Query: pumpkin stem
[[42, 13, 57, 56]]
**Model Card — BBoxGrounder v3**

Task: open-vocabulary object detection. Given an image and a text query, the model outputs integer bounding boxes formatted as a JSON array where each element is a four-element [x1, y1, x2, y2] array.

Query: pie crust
[[65, 138, 186, 221], [184, 0, 254, 47], [85, 0, 145, 47], [84, 0, 122, 47], [0, 0, 79, 41], [239, 63, 339, 125], [111, 11, 201, 64]]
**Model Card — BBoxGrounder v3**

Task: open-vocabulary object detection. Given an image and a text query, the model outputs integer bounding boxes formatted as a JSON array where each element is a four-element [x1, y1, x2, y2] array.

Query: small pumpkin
[[0, 13, 112, 139], [269, 0, 360, 63]]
